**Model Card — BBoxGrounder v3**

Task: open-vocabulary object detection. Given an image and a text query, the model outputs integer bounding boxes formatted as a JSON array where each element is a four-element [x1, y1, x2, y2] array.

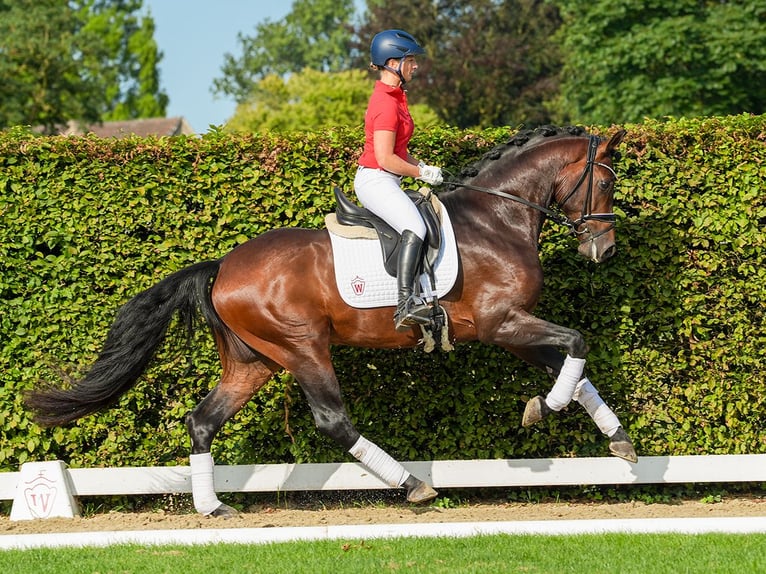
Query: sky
[[141, 1, 292, 133], [142, 1, 365, 134]]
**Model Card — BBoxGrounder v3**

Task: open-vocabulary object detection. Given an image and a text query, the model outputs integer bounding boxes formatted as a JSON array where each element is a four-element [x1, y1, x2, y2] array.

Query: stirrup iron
[[394, 297, 431, 331]]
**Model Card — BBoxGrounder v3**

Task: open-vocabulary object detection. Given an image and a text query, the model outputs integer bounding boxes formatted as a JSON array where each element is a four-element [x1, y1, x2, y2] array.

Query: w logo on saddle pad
[[350, 275, 367, 296], [326, 196, 459, 309]]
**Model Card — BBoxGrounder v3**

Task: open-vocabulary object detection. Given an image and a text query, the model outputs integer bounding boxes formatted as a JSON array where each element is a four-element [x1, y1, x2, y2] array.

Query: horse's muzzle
[[598, 243, 617, 262], [578, 233, 617, 263]]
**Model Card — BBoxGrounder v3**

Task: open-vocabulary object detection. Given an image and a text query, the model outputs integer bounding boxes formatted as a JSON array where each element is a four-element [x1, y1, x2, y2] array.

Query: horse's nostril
[[601, 245, 617, 261]]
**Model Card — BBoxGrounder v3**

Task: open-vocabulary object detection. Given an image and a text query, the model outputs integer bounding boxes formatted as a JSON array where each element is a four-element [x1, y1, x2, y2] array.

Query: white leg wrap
[[349, 435, 410, 488], [189, 452, 223, 515], [573, 377, 621, 437], [545, 355, 586, 411]]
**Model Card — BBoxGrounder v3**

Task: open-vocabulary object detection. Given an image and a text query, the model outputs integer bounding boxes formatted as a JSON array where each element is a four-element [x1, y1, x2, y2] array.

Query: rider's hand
[[417, 163, 443, 186]]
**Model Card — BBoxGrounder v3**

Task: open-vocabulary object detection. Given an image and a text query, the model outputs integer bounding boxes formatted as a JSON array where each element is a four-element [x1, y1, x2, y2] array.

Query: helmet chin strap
[[382, 57, 407, 88]]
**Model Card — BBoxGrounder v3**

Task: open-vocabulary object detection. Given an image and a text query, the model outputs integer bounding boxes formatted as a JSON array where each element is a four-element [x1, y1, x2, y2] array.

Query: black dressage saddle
[[332, 187, 443, 278]]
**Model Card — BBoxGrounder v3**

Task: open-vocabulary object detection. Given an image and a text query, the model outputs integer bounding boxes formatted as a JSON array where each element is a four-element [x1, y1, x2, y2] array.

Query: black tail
[[25, 260, 227, 427]]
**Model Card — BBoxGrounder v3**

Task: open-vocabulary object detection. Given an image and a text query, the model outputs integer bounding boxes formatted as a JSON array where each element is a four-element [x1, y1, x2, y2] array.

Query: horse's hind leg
[[512, 346, 637, 463], [289, 347, 438, 504], [186, 359, 275, 518]]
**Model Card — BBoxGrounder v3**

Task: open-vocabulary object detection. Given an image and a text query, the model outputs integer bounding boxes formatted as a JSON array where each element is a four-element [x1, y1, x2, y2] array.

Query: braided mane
[[450, 125, 589, 187]]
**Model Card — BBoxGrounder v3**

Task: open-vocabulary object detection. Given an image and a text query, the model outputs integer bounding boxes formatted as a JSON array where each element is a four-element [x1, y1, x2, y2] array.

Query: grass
[[1, 533, 765, 573]]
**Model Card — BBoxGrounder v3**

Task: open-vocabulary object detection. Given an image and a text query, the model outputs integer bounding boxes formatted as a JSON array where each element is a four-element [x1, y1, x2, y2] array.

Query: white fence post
[[10, 461, 80, 521]]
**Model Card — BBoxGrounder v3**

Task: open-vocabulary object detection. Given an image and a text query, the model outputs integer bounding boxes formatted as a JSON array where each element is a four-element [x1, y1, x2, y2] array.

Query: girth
[[332, 187, 443, 278]]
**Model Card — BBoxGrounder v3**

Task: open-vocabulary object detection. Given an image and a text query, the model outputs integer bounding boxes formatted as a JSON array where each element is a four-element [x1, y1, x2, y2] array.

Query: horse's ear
[[607, 129, 627, 153]]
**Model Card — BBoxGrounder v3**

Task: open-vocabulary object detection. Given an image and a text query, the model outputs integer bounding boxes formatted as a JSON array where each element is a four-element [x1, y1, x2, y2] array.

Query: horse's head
[[554, 130, 626, 263], [445, 126, 626, 263]]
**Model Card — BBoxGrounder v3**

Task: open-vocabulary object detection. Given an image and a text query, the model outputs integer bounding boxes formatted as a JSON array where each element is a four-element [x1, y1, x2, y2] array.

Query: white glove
[[417, 163, 443, 185]]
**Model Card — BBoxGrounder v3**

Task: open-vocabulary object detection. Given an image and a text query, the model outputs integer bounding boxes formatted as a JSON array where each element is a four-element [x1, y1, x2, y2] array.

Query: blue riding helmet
[[370, 29, 425, 67]]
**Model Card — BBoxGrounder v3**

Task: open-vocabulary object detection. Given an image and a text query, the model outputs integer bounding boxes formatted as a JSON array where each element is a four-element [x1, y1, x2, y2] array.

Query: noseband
[[444, 135, 617, 238]]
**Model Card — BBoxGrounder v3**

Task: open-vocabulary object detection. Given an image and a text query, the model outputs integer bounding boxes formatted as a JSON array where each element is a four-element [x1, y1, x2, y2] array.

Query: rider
[[354, 29, 444, 332]]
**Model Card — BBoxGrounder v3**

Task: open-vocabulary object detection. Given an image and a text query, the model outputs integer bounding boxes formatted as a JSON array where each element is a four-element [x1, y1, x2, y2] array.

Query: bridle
[[557, 135, 617, 239], [443, 135, 617, 238]]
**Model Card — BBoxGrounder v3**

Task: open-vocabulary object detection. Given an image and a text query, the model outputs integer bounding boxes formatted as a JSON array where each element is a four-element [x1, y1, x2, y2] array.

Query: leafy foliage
[[0, 115, 764, 472], [215, 1, 765, 129], [213, 0, 358, 104], [0, 0, 167, 132], [226, 69, 373, 133], [225, 68, 442, 133], [358, 0, 563, 128], [552, 0, 766, 123], [213, 0, 560, 129]]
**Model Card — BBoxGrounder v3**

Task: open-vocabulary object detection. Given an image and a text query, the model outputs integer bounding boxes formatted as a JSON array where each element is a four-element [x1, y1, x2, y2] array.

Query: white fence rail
[[3, 454, 765, 501]]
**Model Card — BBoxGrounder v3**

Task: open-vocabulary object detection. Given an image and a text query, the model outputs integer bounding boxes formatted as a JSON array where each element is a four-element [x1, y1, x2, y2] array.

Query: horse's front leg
[[486, 313, 589, 421], [487, 312, 637, 462], [572, 377, 636, 462], [511, 345, 637, 463]]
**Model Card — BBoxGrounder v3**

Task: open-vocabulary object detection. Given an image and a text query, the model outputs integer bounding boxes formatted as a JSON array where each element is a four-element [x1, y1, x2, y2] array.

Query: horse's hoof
[[609, 427, 638, 463], [522, 395, 551, 427], [209, 503, 238, 519], [406, 480, 438, 504]]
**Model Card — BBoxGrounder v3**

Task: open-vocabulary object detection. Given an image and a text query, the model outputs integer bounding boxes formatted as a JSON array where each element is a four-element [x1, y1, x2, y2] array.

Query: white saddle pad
[[328, 207, 459, 308]]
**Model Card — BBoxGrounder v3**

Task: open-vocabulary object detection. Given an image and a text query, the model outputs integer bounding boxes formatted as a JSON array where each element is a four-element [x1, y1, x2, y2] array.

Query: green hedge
[[0, 115, 763, 472]]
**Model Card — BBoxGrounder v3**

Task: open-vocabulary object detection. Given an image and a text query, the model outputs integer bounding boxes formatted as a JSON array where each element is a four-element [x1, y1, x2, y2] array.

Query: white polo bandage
[[349, 435, 410, 487], [545, 355, 586, 411], [189, 452, 223, 515], [573, 377, 621, 437]]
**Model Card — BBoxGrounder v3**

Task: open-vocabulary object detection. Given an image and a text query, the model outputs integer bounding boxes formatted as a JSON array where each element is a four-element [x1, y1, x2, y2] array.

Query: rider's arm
[[373, 130, 419, 178]]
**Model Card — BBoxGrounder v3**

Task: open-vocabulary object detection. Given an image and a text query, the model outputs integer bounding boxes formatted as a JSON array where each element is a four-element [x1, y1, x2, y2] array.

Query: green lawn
[[1, 533, 764, 573]]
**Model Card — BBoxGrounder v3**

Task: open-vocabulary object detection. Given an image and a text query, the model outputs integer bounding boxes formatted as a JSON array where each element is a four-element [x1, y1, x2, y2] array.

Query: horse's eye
[[598, 180, 611, 191]]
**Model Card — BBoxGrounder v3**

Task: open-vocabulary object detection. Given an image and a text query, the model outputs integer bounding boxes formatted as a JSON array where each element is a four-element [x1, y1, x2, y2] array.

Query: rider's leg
[[354, 168, 429, 331], [393, 230, 431, 331]]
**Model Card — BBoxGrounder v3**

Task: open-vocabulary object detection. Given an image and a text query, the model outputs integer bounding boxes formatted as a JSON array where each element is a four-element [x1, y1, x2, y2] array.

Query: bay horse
[[26, 125, 634, 518]]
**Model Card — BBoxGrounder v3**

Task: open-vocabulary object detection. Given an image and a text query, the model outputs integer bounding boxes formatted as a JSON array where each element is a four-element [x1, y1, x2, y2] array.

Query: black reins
[[442, 135, 617, 237]]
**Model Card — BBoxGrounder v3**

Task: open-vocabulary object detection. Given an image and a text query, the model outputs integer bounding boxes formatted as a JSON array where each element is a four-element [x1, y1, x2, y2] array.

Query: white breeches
[[354, 167, 426, 240]]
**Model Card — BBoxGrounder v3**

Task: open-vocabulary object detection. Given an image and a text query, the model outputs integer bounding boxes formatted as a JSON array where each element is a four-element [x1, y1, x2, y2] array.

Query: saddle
[[332, 187, 443, 279], [328, 187, 454, 352]]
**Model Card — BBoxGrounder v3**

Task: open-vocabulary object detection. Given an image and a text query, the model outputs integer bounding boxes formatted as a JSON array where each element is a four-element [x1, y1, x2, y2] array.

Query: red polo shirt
[[358, 81, 415, 169]]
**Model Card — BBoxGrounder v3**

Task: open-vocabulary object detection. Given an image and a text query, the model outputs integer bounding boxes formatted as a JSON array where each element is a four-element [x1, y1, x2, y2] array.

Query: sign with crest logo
[[10, 461, 79, 521]]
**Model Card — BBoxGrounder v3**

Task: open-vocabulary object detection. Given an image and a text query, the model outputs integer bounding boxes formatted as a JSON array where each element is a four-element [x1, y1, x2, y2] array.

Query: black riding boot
[[393, 230, 431, 332]]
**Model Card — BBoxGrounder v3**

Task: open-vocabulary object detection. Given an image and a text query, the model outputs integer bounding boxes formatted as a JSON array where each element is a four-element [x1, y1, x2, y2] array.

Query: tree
[[357, 0, 563, 128], [552, 1, 766, 124], [0, 0, 167, 133], [226, 69, 370, 132], [89, 2, 167, 121], [213, 0, 358, 104], [225, 68, 441, 133]]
